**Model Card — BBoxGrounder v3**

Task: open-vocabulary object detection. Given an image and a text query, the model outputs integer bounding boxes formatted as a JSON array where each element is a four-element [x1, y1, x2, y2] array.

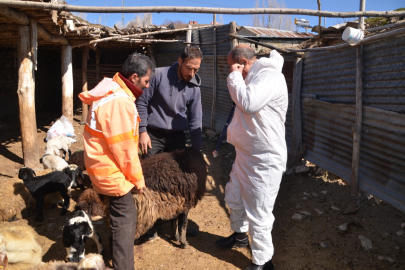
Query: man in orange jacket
[[79, 53, 154, 270]]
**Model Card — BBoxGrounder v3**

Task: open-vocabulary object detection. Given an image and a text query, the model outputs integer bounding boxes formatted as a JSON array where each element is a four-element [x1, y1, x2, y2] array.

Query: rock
[[321, 190, 328, 195], [302, 197, 308, 201], [359, 235, 372, 251], [205, 129, 216, 138], [312, 192, 319, 198], [294, 165, 310, 174], [315, 209, 324, 215], [292, 214, 303, 221], [396, 230, 404, 236], [339, 223, 348, 231], [374, 196, 382, 204], [299, 211, 311, 216], [377, 256, 385, 261], [314, 167, 327, 176], [401, 223, 405, 228], [343, 201, 358, 215], [331, 206, 340, 211], [320, 242, 329, 248], [386, 257, 394, 263], [303, 192, 310, 196]]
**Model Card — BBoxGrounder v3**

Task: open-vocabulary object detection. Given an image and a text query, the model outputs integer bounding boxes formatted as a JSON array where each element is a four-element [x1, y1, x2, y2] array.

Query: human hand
[[229, 63, 244, 74], [131, 186, 144, 194], [139, 132, 152, 155]]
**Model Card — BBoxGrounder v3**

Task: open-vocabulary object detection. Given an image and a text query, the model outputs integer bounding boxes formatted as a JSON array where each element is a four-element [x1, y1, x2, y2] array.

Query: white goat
[[46, 135, 72, 159], [42, 145, 69, 171]]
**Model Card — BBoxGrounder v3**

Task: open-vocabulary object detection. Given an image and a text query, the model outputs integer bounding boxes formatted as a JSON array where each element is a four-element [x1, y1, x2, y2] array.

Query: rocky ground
[[0, 114, 404, 269]]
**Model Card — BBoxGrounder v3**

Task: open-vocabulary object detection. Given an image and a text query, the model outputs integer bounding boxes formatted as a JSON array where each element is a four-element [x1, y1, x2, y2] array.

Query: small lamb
[[46, 135, 72, 159], [18, 167, 73, 222], [42, 145, 69, 171], [63, 210, 104, 262]]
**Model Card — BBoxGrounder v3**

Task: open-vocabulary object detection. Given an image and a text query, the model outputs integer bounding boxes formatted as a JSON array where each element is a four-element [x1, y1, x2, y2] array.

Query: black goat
[[63, 210, 104, 262], [18, 167, 73, 222], [63, 164, 85, 192]]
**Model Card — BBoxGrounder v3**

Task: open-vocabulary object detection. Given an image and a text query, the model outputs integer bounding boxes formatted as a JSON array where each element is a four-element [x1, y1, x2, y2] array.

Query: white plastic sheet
[[46, 115, 77, 143]]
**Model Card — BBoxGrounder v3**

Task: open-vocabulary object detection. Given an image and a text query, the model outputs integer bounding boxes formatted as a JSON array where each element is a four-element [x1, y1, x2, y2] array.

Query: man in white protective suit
[[215, 45, 288, 270]]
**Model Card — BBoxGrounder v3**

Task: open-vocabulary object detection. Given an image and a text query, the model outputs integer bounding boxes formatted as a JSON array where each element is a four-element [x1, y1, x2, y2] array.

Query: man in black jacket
[[136, 46, 203, 157]]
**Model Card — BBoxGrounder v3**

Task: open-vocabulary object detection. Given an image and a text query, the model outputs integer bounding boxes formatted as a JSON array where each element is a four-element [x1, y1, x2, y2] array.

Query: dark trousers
[[109, 192, 137, 270], [143, 128, 186, 159]]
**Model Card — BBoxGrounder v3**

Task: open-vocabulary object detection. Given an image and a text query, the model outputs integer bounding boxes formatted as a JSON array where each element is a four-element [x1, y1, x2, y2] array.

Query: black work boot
[[245, 260, 275, 270], [215, 232, 249, 248]]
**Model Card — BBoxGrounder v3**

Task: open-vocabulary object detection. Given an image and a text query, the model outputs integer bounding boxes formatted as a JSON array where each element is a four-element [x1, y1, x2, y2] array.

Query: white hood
[[245, 50, 284, 84]]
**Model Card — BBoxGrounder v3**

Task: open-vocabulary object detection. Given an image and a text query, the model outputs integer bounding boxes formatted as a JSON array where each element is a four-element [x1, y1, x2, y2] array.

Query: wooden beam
[[317, 0, 321, 47], [17, 25, 40, 168], [0, 6, 69, 45], [291, 57, 305, 167], [210, 24, 217, 131], [80, 46, 88, 125], [351, 45, 363, 196], [1, 1, 404, 17], [61, 45, 74, 123], [351, 0, 366, 196], [229, 21, 238, 49], [147, 46, 157, 68]]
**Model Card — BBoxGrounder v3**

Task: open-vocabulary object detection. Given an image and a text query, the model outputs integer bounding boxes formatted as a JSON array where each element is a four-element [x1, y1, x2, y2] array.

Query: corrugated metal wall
[[301, 34, 405, 212]]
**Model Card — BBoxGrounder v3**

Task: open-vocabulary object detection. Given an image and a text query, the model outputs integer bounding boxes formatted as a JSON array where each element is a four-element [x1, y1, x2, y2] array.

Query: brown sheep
[[68, 151, 85, 171], [77, 148, 207, 248]]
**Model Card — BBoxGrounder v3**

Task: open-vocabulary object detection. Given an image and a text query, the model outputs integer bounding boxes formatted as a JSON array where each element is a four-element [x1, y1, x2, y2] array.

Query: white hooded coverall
[[225, 50, 288, 265]]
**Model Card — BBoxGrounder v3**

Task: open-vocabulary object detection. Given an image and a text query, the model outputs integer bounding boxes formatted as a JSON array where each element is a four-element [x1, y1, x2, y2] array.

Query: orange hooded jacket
[[79, 73, 144, 197]]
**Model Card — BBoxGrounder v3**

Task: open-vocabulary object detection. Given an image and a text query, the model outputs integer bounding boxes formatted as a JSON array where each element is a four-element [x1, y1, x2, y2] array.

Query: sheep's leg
[[92, 232, 104, 256], [59, 187, 70, 216], [172, 218, 179, 241], [35, 196, 45, 222], [178, 211, 189, 248]]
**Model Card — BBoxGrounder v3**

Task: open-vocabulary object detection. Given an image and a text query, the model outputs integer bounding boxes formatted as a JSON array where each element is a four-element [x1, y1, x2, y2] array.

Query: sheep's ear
[[63, 167, 71, 176], [29, 168, 36, 177]]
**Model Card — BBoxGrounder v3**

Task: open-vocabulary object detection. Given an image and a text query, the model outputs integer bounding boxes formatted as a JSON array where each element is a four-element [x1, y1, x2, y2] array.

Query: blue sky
[[69, 0, 404, 31]]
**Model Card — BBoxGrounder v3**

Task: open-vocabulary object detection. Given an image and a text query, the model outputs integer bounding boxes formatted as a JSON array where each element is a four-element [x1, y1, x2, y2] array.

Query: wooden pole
[[96, 49, 100, 82], [317, 0, 321, 47], [81, 46, 89, 125], [61, 45, 74, 123], [17, 25, 40, 168], [147, 46, 157, 67], [210, 16, 217, 131], [291, 57, 305, 167], [350, 0, 366, 196], [30, 19, 37, 71], [229, 21, 238, 49], [1, 2, 403, 17], [186, 24, 192, 47]]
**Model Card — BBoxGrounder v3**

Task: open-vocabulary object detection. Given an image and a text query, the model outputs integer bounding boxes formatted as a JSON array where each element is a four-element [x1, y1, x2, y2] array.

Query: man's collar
[[113, 72, 143, 99]]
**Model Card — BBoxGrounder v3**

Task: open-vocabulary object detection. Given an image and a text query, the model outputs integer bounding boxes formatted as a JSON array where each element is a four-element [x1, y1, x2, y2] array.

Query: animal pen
[[0, 0, 405, 217]]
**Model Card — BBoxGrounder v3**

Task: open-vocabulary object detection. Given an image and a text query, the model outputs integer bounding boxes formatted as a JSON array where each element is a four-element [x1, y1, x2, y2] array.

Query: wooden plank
[[291, 57, 305, 167], [61, 45, 74, 123], [147, 46, 157, 68], [81, 46, 89, 125], [17, 25, 40, 168]]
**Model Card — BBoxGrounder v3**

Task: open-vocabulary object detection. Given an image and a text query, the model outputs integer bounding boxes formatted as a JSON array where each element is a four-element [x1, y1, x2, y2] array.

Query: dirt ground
[[1, 113, 405, 270]]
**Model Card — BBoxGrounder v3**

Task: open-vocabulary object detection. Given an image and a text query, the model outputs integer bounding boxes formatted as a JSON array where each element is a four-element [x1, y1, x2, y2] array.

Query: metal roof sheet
[[239, 26, 314, 38]]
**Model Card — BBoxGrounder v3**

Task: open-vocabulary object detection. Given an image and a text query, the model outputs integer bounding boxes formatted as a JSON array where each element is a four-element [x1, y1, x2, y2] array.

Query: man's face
[[227, 54, 252, 79], [129, 69, 152, 90], [177, 57, 201, 82]]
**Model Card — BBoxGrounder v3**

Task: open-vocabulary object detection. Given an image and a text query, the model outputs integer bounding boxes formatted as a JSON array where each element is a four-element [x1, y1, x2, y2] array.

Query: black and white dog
[[62, 210, 104, 262]]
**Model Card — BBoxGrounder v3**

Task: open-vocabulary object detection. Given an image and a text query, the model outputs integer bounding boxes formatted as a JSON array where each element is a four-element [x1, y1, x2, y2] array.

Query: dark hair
[[180, 46, 203, 61], [122, 53, 155, 78], [230, 46, 256, 64]]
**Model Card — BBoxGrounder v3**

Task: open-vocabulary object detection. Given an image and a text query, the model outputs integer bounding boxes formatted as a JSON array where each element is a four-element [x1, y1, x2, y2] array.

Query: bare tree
[[218, 14, 224, 25], [118, 13, 154, 29], [250, 0, 294, 31]]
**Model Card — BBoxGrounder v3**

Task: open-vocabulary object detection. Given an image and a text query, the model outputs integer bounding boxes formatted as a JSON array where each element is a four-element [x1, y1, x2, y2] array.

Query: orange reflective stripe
[[87, 167, 121, 176], [85, 124, 103, 138], [105, 130, 135, 145], [130, 171, 144, 182]]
